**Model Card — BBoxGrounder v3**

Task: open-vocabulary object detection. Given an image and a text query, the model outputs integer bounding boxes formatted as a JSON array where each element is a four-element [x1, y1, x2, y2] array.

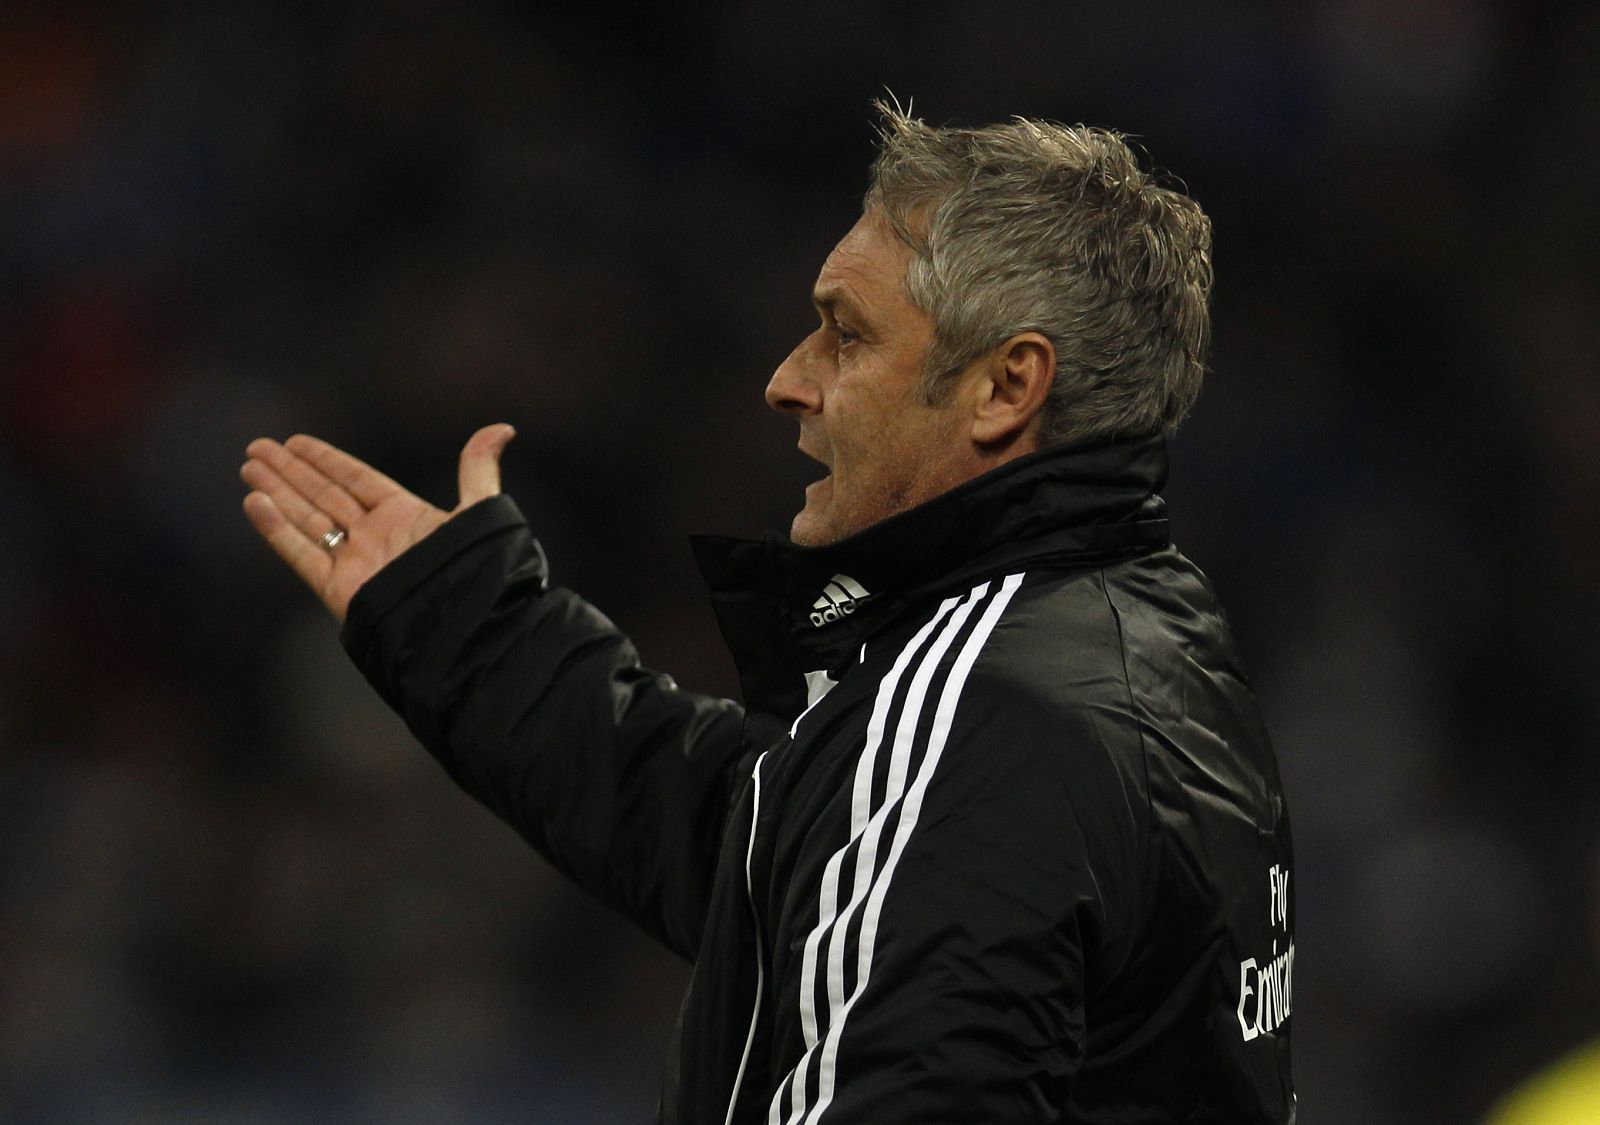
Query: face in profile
[[765, 209, 975, 547]]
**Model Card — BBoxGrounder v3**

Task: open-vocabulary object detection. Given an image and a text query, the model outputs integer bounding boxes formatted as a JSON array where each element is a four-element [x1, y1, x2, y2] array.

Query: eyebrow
[[812, 286, 868, 325]]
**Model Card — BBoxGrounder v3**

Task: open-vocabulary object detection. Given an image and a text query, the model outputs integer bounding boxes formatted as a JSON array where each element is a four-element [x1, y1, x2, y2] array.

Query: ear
[[969, 332, 1055, 449]]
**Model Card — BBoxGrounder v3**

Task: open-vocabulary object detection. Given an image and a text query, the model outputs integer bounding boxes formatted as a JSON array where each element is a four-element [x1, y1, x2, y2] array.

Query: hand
[[240, 424, 517, 622]]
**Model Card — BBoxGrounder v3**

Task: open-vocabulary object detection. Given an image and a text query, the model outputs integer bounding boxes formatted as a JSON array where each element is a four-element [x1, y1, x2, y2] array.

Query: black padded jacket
[[341, 434, 1296, 1123]]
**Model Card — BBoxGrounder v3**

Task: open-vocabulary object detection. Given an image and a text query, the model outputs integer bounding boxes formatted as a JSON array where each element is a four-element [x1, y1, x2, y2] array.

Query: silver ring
[[320, 527, 347, 551]]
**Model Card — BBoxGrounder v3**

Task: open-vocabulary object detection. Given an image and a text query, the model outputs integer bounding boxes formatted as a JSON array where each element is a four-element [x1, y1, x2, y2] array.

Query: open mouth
[[798, 439, 832, 493]]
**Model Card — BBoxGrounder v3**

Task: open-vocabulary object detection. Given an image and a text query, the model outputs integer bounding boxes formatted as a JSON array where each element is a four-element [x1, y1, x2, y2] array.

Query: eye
[[834, 323, 858, 347]]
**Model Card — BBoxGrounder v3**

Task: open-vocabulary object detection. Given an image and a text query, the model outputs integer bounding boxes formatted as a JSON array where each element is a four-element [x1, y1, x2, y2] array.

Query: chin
[[789, 512, 828, 548], [790, 500, 847, 547], [791, 480, 836, 546]]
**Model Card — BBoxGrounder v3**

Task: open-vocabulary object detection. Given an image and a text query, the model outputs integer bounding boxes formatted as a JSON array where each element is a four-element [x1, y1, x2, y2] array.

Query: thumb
[[457, 423, 517, 508]]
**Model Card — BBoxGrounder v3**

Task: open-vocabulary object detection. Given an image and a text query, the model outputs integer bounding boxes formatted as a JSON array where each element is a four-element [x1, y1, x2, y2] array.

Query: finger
[[282, 433, 406, 510], [243, 490, 333, 593], [240, 457, 347, 545], [244, 438, 367, 529], [457, 423, 516, 508]]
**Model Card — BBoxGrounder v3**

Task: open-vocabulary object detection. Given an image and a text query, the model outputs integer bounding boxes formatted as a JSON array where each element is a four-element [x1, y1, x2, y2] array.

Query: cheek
[[827, 377, 895, 452]]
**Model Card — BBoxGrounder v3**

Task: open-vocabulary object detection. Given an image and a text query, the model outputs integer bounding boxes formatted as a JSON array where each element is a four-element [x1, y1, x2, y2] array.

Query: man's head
[[767, 101, 1212, 547]]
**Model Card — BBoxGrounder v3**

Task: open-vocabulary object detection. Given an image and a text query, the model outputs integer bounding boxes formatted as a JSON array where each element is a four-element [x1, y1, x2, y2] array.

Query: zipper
[[723, 750, 770, 1125]]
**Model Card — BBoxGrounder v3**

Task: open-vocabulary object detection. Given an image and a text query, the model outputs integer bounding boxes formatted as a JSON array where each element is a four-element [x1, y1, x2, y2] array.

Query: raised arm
[[240, 428, 750, 957], [240, 423, 518, 622]]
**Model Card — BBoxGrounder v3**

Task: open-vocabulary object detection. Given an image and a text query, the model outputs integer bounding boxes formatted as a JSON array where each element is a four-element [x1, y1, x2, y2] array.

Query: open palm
[[240, 424, 516, 622]]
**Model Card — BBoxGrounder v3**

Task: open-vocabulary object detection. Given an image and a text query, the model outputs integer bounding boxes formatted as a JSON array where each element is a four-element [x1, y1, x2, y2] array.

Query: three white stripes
[[769, 572, 1026, 1125]]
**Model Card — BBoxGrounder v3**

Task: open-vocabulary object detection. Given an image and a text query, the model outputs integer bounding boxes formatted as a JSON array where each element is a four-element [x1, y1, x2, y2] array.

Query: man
[[242, 105, 1295, 1122]]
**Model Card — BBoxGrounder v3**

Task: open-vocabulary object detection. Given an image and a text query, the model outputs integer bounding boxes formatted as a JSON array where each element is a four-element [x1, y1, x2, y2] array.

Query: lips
[[797, 435, 833, 502], [796, 423, 832, 466]]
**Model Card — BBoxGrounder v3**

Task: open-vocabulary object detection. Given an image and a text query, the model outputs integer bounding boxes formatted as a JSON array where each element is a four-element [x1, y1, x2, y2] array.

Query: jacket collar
[[693, 434, 1171, 719]]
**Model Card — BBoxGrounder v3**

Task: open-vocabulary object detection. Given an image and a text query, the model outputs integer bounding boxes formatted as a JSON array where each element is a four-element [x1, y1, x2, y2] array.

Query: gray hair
[[865, 100, 1213, 446]]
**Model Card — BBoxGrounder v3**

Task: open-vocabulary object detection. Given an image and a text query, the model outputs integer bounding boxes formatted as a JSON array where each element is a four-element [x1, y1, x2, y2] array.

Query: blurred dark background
[[2, 1, 1597, 1121]]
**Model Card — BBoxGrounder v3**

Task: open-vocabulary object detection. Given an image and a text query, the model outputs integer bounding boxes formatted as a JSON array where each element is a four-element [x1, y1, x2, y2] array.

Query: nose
[[765, 334, 822, 417]]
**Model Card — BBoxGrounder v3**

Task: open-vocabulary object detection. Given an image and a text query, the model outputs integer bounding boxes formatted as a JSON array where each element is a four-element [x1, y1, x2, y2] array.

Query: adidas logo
[[809, 574, 872, 628]]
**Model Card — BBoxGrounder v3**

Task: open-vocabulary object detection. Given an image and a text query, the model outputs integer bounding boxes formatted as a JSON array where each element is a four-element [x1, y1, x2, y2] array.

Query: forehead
[[813, 210, 914, 315]]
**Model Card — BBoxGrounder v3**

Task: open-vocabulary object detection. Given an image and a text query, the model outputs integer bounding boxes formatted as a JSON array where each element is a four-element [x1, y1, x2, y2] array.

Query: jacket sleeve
[[340, 495, 751, 960], [769, 658, 1142, 1123]]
